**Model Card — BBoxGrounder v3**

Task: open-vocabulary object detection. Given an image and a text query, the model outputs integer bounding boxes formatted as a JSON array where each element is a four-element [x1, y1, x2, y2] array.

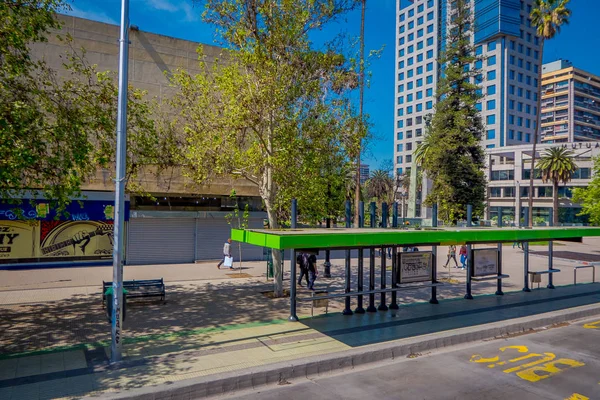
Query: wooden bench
[[528, 269, 561, 289], [102, 278, 166, 307]]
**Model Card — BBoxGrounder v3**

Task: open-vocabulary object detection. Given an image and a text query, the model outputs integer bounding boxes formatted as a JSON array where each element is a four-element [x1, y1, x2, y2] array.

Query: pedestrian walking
[[512, 241, 522, 249], [459, 244, 467, 269], [444, 245, 459, 268], [307, 254, 318, 290], [297, 252, 310, 287], [217, 238, 233, 270]]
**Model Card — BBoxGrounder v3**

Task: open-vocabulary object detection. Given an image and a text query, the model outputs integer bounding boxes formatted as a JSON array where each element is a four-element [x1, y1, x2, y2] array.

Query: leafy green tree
[[174, 0, 363, 296], [573, 157, 600, 225], [536, 147, 577, 225], [1, 0, 174, 213], [527, 0, 571, 226], [420, 0, 486, 223]]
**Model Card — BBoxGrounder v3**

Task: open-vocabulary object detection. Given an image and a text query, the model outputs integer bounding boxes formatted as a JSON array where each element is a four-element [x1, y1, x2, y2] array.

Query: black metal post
[[467, 204, 473, 226], [324, 216, 331, 278], [496, 206, 504, 295], [289, 200, 298, 321], [367, 202, 377, 312], [548, 208, 555, 289], [378, 202, 388, 311], [523, 207, 531, 292], [343, 200, 353, 315], [464, 205, 473, 299], [289, 249, 298, 321], [390, 202, 399, 310], [430, 203, 439, 304], [356, 201, 365, 313]]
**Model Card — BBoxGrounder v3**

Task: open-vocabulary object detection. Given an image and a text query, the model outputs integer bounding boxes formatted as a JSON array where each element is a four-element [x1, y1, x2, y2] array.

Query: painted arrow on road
[[582, 320, 600, 329]]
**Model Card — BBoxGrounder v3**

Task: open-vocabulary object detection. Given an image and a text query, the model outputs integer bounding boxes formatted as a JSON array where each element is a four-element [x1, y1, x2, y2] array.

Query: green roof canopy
[[231, 227, 600, 250]]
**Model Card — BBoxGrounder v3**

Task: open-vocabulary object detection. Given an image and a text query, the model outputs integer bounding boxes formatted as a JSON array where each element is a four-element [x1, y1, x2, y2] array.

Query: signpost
[[111, 0, 130, 364], [471, 248, 499, 277], [397, 251, 433, 284]]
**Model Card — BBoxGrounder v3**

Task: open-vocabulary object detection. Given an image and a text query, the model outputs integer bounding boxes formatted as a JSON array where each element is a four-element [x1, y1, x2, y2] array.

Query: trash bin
[[105, 286, 128, 323]]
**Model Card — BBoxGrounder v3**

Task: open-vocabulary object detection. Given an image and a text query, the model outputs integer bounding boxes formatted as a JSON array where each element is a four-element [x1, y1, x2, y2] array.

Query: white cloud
[[145, 0, 199, 22], [147, 0, 178, 12], [66, 6, 118, 25]]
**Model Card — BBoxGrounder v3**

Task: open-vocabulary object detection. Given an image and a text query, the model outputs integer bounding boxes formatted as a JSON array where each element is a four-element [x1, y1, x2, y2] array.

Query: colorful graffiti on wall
[[0, 200, 127, 264]]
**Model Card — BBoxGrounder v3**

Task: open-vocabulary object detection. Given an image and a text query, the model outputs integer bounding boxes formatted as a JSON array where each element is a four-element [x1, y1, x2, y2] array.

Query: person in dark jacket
[[297, 253, 309, 287], [307, 254, 318, 290]]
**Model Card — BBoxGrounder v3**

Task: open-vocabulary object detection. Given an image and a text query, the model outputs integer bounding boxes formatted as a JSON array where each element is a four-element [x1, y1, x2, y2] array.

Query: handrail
[[297, 282, 444, 301], [574, 265, 596, 285]]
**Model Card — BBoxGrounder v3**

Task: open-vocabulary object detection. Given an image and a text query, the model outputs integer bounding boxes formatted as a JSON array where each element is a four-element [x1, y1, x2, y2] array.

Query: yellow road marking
[[565, 393, 589, 400], [583, 320, 600, 329]]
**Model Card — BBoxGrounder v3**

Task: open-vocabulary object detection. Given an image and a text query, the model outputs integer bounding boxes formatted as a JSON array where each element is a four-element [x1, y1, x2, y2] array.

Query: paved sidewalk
[[0, 283, 599, 399]]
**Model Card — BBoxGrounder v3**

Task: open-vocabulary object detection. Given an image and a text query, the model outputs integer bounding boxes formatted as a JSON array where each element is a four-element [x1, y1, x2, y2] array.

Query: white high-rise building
[[394, 0, 541, 217]]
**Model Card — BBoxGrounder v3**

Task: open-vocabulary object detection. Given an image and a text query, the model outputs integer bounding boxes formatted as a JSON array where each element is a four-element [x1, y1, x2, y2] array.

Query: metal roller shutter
[[127, 218, 195, 265], [195, 217, 265, 261]]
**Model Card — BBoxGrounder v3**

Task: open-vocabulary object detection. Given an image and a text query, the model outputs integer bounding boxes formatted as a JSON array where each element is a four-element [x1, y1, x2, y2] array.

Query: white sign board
[[398, 252, 433, 283], [472, 248, 498, 277]]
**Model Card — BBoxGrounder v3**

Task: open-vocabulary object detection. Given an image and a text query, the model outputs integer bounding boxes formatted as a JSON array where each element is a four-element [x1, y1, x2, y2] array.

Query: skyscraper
[[394, 0, 541, 217], [541, 59, 600, 143]]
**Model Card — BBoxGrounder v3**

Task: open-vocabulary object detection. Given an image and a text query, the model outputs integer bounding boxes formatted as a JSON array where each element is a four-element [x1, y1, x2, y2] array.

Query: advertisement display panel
[[397, 251, 433, 283]]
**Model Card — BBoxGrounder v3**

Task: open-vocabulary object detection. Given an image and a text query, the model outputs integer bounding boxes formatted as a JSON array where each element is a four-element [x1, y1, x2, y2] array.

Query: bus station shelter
[[232, 226, 600, 321]]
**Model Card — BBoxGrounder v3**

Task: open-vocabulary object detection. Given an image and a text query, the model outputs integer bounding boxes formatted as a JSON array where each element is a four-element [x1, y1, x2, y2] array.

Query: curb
[[89, 302, 600, 400]]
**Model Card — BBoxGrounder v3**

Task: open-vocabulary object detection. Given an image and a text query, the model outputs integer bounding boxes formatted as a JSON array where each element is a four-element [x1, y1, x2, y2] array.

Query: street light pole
[[111, 0, 130, 364]]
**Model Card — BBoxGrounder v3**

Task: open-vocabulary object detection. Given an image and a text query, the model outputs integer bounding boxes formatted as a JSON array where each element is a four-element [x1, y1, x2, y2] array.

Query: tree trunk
[[553, 180, 559, 226], [354, 0, 366, 228], [528, 39, 545, 227]]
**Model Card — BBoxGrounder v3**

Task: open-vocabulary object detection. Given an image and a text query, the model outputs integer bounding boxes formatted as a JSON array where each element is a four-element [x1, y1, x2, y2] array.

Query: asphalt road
[[224, 317, 600, 400]]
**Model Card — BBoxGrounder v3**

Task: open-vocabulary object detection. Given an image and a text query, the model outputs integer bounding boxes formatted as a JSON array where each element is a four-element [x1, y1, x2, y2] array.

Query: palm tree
[[527, 0, 571, 226], [367, 169, 393, 204], [536, 147, 577, 226]]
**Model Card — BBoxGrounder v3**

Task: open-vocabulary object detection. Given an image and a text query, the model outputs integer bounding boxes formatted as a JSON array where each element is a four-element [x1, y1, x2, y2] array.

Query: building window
[[417, 53, 423, 62], [426, 88, 433, 96], [491, 187, 502, 197], [408, 45, 414, 54], [397, 132, 403, 140], [487, 100, 496, 110], [398, 84, 404, 93], [408, 69, 414, 77], [510, 40, 515, 50], [510, 55, 515, 65], [427, 24, 434, 33], [400, 13, 405, 22], [426, 49, 434, 59], [426, 62, 433, 71], [490, 170, 515, 181], [427, 37, 433, 46], [538, 187, 553, 198], [504, 187, 515, 197], [509, 100, 515, 109], [417, 16, 424, 25], [427, 0, 434, 8], [475, 60, 483, 69], [427, 11, 434, 20], [475, 45, 482, 55], [398, 96, 404, 105], [417, 28, 424, 38], [397, 144, 403, 152], [487, 41, 496, 51], [407, 106, 413, 114], [426, 101, 433, 110], [426, 75, 433, 84], [475, 103, 482, 111], [400, 25, 405, 33], [517, 131, 523, 141], [517, 102, 523, 112], [487, 70, 496, 80], [407, 81, 413, 89], [416, 103, 423, 112], [407, 93, 413, 102], [518, 73, 523, 83], [487, 129, 496, 139], [417, 66, 423, 74], [399, 49, 405, 57], [508, 129, 515, 139], [509, 85, 515, 94], [525, 133, 531, 142], [509, 70, 515, 79], [416, 128, 423, 136], [487, 115, 496, 125], [397, 167, 403, 175], [408, 32, 414, 41], [517, 116, 523, 126], [572, 168, 591, 179], [397, 108, 403, 116], [397, 120, 403, 128], [416, 91, 423, 99], [397, 155, 403, 164], [518, 87, 523, 97], [417, 41, 424, 50], [399, 61, 405, 69], [408, 9, 414, 17]]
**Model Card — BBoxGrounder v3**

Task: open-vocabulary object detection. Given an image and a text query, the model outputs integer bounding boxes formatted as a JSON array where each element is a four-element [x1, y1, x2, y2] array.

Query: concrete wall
[[29, 15, 258, 197]]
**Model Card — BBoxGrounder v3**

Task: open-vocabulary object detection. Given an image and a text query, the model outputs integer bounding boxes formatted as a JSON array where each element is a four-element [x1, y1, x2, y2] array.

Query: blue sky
[[66, 0, 600, 170]]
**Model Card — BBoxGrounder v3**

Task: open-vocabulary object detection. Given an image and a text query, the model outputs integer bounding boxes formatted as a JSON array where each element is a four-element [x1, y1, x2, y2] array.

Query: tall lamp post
[[400, 192, 408, 226], [111, 0, 130, 364]]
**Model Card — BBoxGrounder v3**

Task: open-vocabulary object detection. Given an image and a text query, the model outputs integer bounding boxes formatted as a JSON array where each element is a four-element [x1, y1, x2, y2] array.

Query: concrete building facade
[[1, 16, 267, 268], [540, 60, 600, 143]]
